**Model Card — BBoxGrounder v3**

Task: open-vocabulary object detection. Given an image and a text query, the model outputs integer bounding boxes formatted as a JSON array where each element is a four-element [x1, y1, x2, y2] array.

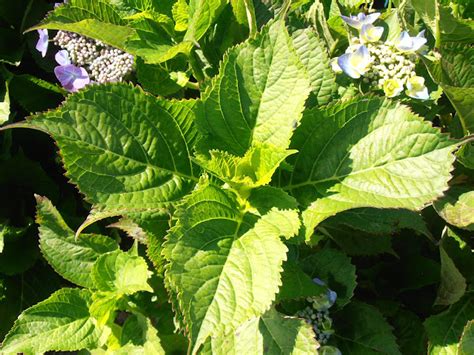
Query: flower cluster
[[333, 12, 430, 100], [35, 29, 134, 92], [295, 278, 340, 353]]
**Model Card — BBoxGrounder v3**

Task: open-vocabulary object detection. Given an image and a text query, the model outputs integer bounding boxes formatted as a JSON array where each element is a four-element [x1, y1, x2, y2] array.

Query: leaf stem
[[185, 81, 200, 91], [243, 0, 257, 38]]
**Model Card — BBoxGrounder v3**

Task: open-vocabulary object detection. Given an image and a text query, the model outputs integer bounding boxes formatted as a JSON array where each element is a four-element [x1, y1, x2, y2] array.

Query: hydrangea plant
[[0, 0, 472, 354]]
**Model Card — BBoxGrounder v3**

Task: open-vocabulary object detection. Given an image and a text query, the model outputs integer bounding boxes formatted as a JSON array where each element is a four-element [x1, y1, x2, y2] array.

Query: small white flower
[[338, 45, 372, 79], [405, 76, 429, 100], [394, 30, 427, 52], [341, 12, 381, 29], [360, 24, 384, 43], [383, 78, 404, 97]]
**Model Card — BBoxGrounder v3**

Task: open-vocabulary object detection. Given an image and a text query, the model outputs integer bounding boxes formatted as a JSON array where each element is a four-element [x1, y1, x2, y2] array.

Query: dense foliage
[[0, 0, 473, 354]]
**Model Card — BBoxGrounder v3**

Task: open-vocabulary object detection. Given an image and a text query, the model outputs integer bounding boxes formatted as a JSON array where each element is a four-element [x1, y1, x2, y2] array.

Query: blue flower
[[360, 24, 384, 43], [341, 12, 381, 29], [406, 76, 429, 100], [394, 30, 427, 52], [35, 29, 49, 57], [337, 45, 372, 79], [54, 64, 90, 92]]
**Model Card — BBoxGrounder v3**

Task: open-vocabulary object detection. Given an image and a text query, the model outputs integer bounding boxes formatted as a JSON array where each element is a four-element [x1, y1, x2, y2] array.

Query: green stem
[[185, 81, 200, 91], [243, 0, 257, 38]]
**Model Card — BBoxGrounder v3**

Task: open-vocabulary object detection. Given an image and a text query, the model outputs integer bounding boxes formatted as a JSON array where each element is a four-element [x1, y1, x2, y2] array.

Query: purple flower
[[55, 50, 71, 66], [54, 64, 90, 92], [35, 29, 49, 57]]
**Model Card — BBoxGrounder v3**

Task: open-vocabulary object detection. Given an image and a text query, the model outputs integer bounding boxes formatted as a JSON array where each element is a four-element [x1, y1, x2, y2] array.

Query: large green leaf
[[284, 97, 456, 240], [92, 250, 153, 294], [200, 308, 319, 354], [0, 288, 104, 354], [163, 182, 300, 351], [424, 293, 474, 355], [30, 0, 134, 49], [332, 301, 401, 355], [6, 84, 199, 225], [196, 20, 311, 156], [36, 196, 119, 288], [291, 28, 336, 105]]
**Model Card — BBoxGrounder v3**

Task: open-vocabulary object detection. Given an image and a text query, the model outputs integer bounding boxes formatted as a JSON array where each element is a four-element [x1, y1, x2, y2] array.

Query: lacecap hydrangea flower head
[[332, 11, 430, 100]]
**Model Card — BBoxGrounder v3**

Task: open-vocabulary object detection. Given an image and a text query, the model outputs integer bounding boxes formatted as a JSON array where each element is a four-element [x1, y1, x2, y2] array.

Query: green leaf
[[172, 0, 189, 32], [424, 43, 474, 136], [9, 84, 199, 224], [300, 246, 356, 307], [0, 288, 104, 354], [322, 208, 431, 256], [424, 293, 474, 355], [412, 0, 474, 44], [136, 58, 189, 96], [92, 250, 153, 294], [277, 261, 326, 302], [390, 309, 427, 355], [291, 28, 336, 105], [196, 20, 311, 156], [9, 74, 65, 113], [196, 143, 296, 190], [163, 182, 300, 350], [459, 320, 474, 355], [0, 220, 28, 254], [284, 97, 456, 240], [36, 195, 119, 288], [30, 0, 134, 50], [332, 301, 401, 355], [201, 308, 319, 354], [124, 19, 193, 64], [434, 186, 474, 230], [120, 313, 165, 354], [442, 227, 474, 283], [435, 246, 467, 306], [247, 186, 299, 215], [184, 0, 228, 42]]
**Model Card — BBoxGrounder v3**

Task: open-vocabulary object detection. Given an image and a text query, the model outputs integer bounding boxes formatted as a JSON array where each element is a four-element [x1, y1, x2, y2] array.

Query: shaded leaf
[[36, 195, 118, 288]]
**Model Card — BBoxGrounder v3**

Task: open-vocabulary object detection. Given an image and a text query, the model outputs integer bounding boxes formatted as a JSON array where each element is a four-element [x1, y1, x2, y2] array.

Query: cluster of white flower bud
[[53, 30, 134, 83], [295, 296, 335, 345], [89, 49, 134, 84], [363, 40, 417, 88]]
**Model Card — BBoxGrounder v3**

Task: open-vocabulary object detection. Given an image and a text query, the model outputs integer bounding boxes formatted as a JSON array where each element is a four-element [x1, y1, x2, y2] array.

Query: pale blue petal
[[338, 53, 360, 78], [364, 13, 381, 24], [55, 50, 71, 66], [411, 36, 427, 51], [396, 32, 415, 50], [313, 278, 325, 286], [341, 15, 361, 28], [35, 29, 49, 57]]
